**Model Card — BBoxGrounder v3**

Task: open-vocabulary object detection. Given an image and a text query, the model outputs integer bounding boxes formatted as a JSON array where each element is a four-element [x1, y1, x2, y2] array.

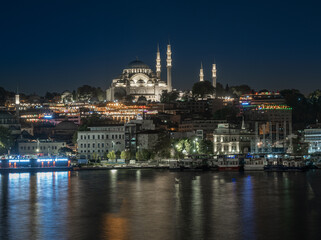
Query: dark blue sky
[[0, 0, 320, 95]]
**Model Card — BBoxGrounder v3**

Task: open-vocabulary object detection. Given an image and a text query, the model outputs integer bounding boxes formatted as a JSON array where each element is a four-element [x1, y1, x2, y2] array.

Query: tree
[[58, 147, 73, 156], [96, 87, 105, 101], [230, 85, 253, 97], [160, 90, 179, 103], [92, 152, 99, 161], [199, 140, 213, 154], [280, 89, 313, 129], [136, 149, 151, 161], [107, 150, 116, 160], [215, 82, 225, 97], [213, 106, 239, 122], [120, 150, 131, 160], [115, 150, 121, 159], [153, 132, 171, 159], [0, 126, 14, 154], [308, 89, 321, 101], [192, 81, 215, 99]]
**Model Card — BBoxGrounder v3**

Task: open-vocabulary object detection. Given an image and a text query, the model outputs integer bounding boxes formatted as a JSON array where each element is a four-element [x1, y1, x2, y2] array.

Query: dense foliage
[[0, 126, 14, 154], [192, 81, 215, 98]]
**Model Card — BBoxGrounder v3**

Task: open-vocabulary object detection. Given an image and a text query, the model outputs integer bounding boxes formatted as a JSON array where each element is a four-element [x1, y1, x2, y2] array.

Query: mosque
[[106, 44, 217, 102], [106, 44, 172, 102]]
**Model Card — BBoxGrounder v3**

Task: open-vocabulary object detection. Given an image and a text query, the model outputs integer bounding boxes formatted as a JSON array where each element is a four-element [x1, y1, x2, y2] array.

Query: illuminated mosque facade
[[106, 44, 217, 102], [106, 44, 173, 102]]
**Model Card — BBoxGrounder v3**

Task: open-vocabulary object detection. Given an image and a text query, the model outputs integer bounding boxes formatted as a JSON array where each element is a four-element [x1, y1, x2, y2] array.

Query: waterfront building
[[213, 123, 254, 155], [77, 125, 125, 159], [53, 120, 78, 142], [176, 98, 224, 114], [304, 127, 321, 154], [0, 110, 21, 136], [124, 119, 156, 154], [106, 44, 173, 102], [137, 130, 159, 151], [18, 139, 66, 155], [239, 92, 293, 154], [179, 119, 227, 140]]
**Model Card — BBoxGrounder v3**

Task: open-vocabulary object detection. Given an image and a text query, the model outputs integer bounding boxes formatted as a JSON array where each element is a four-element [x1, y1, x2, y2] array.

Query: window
[[98, 143, 100, 148], [93, 135, 95, 139], [102, 135, 104, 139], [112, 135, 114, 139], [28, 146, 30, 150], [88, 144, 90, 148], [93, 143, 95, 148], [81, 135, 83, 140], [119, 134, 121, 139], [88, 135, 90, 139], [98, 135, 100, 139], [84, 135, 86, 140], [102, 143, 104, 147], [81, 144, 83, 148], [106, 135, 109, 139]]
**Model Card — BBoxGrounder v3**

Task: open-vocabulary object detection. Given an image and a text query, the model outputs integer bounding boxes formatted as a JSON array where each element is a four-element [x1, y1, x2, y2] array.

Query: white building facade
[[304, 128, 321, 154], [213, 124, 254, 155], [18, 140, 66, 156], [77, 125, 125, 159]]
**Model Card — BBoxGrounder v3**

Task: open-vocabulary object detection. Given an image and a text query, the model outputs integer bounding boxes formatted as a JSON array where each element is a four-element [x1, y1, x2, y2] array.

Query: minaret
[[212, 63, 217, 88], [199, 62, 204, 82], [15, 87, 20, 118], [166, 44, 172, 91], [241, 116, 245, 130], [156, 44, 161, 79]]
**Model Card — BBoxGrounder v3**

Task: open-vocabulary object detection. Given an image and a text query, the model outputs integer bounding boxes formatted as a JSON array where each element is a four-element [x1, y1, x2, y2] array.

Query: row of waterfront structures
[[0, 45, 320, 163]]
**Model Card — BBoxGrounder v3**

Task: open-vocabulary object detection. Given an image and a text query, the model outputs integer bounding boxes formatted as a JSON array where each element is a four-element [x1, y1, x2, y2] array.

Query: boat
[[244, 157, 266, 171], [216, 155, 243, 171], [169, 158, 212, 171]]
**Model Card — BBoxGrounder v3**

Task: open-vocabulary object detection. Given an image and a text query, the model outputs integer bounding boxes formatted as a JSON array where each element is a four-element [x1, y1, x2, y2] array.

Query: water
[[1, 170, 321, 240]]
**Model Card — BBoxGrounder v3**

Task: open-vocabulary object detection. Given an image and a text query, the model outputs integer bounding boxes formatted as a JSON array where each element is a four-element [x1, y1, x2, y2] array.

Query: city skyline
[[1, 0, 321, 95]]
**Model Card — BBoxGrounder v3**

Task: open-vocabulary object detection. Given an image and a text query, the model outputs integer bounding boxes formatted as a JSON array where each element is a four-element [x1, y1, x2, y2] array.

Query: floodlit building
[[77, 125, 125, 159], [213, 123, 254, 155], [106, 44, 173, 102], [304, 128, 321, 154], [18, 140, 66, 155]]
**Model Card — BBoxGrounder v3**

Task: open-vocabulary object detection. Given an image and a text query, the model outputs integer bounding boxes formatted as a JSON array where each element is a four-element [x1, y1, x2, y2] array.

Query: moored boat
[[244, 157, 267, 171], [217, 156, 242, 171]]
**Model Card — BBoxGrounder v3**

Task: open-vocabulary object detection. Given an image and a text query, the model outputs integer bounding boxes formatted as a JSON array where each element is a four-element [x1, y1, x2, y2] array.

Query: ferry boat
[[244, 157, 267, 171], [216, 155, 243, 171], [0, 156, 72, 173], [264, 157, 308, 172]]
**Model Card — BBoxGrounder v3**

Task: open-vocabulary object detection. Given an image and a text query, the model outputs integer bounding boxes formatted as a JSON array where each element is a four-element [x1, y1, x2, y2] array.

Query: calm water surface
[[1, 169, 321, 240]]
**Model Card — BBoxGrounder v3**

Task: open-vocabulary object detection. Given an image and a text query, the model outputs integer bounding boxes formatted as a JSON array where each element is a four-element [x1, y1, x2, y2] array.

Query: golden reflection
[[102, 199, 129, 240]]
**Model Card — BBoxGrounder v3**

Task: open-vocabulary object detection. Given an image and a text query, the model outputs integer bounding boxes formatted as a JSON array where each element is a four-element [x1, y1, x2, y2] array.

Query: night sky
[[0, 0, 320, 95]]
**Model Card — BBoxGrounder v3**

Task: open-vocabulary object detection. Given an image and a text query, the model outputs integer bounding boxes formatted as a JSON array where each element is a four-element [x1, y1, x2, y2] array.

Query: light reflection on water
[[1, 170, 321, 240]]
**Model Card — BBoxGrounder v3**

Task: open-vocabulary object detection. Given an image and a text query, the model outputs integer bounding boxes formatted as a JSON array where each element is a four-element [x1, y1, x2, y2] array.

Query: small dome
[[128, 60, 150, 69]]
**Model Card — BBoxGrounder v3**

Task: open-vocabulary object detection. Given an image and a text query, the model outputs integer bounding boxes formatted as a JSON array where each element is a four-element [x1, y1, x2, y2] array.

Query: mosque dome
[[128, 60, 150, 69]]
